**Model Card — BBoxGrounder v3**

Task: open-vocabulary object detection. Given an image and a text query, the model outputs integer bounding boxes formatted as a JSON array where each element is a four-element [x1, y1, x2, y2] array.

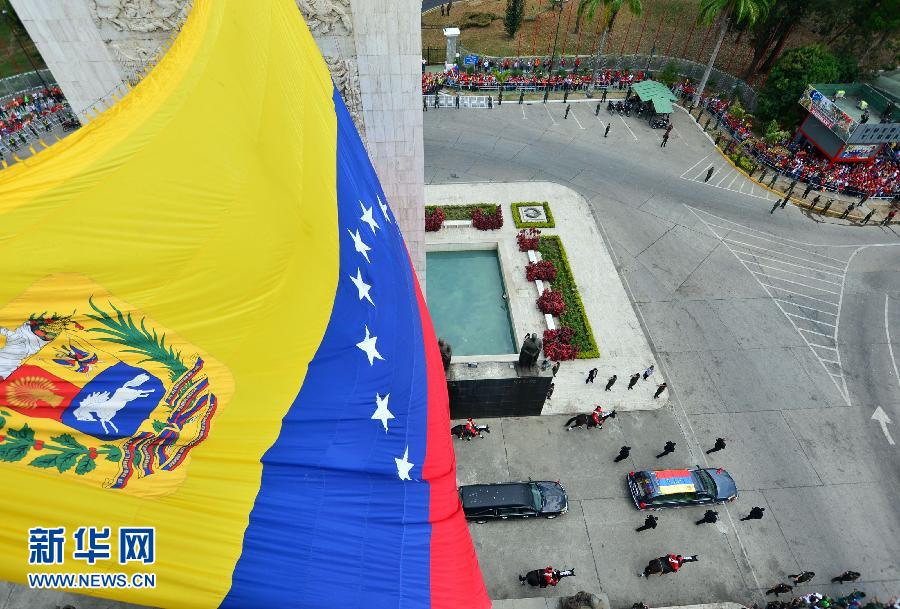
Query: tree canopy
[[755, 44, 842, 127]]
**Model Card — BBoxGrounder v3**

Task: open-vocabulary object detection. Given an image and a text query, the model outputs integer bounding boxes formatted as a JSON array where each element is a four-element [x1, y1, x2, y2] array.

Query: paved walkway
[[426, 181, 665, 412]]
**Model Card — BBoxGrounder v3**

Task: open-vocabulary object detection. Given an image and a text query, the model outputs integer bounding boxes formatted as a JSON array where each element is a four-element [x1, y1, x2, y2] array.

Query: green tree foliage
[[764, 119, 790, 144], [504, 0, 526, 38], [814, 0, 900, 69], [756, 45, 841, 128], [693, 0, 770, 103]]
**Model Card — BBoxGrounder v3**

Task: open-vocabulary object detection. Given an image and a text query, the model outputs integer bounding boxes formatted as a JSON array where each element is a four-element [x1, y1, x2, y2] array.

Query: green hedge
[[425, 203, 498, 221], [511, 201, 556, 228], [538, 235, 599, 359]]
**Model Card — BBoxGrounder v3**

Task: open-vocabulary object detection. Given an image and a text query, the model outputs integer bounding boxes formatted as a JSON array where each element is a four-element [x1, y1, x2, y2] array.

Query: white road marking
[[733, 250, 843, 278], [545, 105, 558, 125], [785, 312, 837, 327], [761, 284, 840, 307], [618, 114, 638, 141], [740, 260, 842, 286], [871, 407, 895, 445], [886, 295, 900, 393], [522, 104, 527, 120], [820, 358, 842, 366], [748, 272, 840, 295], [726, 172, 740, 190], [571, 110, 586, 130], [772, 298, 838, 316], [799, 327, 837, 339], [722, 238, 845, 271]]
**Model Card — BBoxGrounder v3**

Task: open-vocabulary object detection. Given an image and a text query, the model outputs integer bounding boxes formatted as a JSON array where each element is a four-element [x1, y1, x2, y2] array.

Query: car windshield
[[695, 469, 717, 496], [530, 483, 543, 509]]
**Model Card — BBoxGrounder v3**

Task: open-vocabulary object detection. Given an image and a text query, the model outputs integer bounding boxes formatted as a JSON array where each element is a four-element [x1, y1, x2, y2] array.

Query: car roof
[[460, 483, 536, 509], [639, 469, 700, 496]]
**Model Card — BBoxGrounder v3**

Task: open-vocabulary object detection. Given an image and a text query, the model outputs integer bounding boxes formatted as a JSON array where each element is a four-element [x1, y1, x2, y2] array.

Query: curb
[[679, 107, 897, 225]]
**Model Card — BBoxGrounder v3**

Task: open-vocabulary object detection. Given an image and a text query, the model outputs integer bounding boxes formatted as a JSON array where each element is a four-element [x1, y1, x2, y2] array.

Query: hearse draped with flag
[[627, 468, 737, 510]]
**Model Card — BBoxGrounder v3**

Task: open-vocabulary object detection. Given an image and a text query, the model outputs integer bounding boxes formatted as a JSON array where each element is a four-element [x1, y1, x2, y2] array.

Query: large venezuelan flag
[[0, 1, 489, 607]]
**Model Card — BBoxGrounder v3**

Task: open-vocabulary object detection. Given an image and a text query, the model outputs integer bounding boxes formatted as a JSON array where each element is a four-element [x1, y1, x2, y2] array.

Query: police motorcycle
[[519, 566, 576, 588]]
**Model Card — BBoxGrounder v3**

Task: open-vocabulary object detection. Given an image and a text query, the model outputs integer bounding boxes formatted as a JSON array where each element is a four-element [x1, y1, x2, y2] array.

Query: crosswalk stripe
[[799, 327, 836, 339], [731, 250, 843, 277], [771, 298, 838, 316], [740, 259, 842, 286], [750, 271, 840, 295], [761, 285, 839, 307], [784, 312, 837, 327], [724, 238, 845, 272]]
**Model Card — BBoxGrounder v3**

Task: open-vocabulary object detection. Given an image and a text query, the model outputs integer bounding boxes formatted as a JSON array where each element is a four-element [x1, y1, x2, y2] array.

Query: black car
[[627, 467, 738, 510], [459, 481, 568, 523]]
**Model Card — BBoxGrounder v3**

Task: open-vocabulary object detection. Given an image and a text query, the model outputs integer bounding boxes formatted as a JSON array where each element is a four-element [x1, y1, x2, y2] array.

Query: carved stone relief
[[325, 56, 364, 136], [90, 0, 186, 34], [296, 0, 353, 37]]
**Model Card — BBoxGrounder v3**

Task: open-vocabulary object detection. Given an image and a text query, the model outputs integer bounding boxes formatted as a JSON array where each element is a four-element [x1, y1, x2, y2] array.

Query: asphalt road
[[426, 101, 900, 606]]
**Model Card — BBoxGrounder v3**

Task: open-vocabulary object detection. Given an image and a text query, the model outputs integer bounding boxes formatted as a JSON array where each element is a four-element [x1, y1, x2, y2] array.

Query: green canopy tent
[[631, 80, 677, 114]]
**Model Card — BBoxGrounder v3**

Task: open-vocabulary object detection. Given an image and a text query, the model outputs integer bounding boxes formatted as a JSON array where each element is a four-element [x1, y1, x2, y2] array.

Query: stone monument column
[[443, 27, 459, 69]]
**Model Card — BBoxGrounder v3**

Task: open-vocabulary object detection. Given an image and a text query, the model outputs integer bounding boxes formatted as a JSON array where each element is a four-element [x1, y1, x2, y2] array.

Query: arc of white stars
[[360, 201, 380, 234], [355, 325, 383, 366], [347, 228, 371, 263], [395, 446, 414, 481], [371, 393, 394, 432], [349, 268, 374, 306], [377, 195, 392, 224]]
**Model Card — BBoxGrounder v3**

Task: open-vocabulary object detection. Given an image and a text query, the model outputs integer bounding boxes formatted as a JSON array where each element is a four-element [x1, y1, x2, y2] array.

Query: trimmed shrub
[[471, 204, 503, 230], [516, 228, 541, 252], [425, 207, 445, 231], [525, 260, 557, 282], [537, 288, 566, 316], [511, 201, 555, 228]]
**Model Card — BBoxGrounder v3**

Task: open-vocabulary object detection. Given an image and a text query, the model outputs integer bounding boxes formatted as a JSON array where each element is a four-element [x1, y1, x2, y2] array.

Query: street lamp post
[[548, 0, 569, 75], [2, 9, 48, 90]]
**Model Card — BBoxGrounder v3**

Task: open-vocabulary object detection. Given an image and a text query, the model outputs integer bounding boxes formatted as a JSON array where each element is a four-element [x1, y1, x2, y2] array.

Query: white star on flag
[[349, 268, 374, 306], [378, 195, 392, 224], [347, 228, 371, 263], [372, 393, 394, 432], [395, 446, 414, 481], [359, 201, 380, 234], [355, 325, 383, 365]]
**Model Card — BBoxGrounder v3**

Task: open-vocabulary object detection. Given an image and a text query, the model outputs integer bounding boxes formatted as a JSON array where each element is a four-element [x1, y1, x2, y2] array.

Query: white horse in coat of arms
[[72, 373, 155, 435]]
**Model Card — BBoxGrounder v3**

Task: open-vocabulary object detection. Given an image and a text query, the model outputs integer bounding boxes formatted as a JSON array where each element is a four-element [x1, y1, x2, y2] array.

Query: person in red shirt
[[543, 566, 559, 587], [591, 406, 603, 426], [464, 417, 478, 438]]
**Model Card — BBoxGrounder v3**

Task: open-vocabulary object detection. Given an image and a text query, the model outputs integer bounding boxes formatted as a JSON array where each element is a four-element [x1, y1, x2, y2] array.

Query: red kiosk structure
[[794, 83, 899, 167]]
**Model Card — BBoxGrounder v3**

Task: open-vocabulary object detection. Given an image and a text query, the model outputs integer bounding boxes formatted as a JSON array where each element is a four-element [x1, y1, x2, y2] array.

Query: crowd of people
[[750, 590, 900, 609], [0, 86, 73, 151], [691, 85, 899, 198], [422, 63, 647, 93]]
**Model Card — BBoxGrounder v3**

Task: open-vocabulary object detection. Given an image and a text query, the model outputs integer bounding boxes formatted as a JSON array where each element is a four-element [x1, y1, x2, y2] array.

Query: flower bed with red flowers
[[471, 205, 503, 230], [525, 260, 557, 282], [425, 207, 445, 231], [543, 327, 578, 360], [517, 228, 541, 252], [537, 288, 566, 316]]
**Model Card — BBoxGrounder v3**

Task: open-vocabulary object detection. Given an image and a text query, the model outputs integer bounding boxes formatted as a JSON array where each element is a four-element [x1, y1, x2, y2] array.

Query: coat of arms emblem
[[0, 275, 232, 497]]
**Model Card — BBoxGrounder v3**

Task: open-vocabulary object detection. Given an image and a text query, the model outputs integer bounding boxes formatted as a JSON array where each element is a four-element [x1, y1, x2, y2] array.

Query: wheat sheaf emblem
[[7, 376, 63, 409]]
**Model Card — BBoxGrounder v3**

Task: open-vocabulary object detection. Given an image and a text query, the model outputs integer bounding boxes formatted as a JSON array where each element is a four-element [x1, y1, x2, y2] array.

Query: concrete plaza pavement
[[426, 100, 900, 606]]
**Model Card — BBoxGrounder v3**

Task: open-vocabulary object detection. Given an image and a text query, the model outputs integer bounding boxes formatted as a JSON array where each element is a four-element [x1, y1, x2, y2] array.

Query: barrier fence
[[0, 70, 55, 98], [424, 93, 492, 108]]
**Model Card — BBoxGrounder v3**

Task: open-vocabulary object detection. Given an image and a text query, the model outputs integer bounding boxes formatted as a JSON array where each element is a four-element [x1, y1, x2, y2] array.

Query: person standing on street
[[740, 506, 765, 521], [706, 437, 726, 453], [656, 440, 676, 458], [564, 104, 571, 119], [883, 209, 897, 225], [766, 584, 793, 596], [627, 373, 640, 390], [586, 368, 598, 383], [771, 200, 781, 214], [696, 510, 718, 525], [705, 166, 715, 182], [552, 361, 561, 376], [546, 382, 555, 400], [802, 183, 814, 199], [605, 374, 617, 391], [614, 445, 631, 462], [661, 132, 670, 147], [635, 514, 658, 532], [642, 365, 654, 380], [653, 382, 667, 399], [602, 88, 608, 102], [604, 123, 611, 138], [596, 102, 601, 116], [840, 204, 854, 219], [441, 4, 445, 16], [831, 571, 861, 584], [861, 209, 875, 224], [789, 571, 815, 584]]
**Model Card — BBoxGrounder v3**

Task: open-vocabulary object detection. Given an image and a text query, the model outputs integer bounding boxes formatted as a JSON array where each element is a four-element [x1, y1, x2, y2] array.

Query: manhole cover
[[518, 205, 547, 223]]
